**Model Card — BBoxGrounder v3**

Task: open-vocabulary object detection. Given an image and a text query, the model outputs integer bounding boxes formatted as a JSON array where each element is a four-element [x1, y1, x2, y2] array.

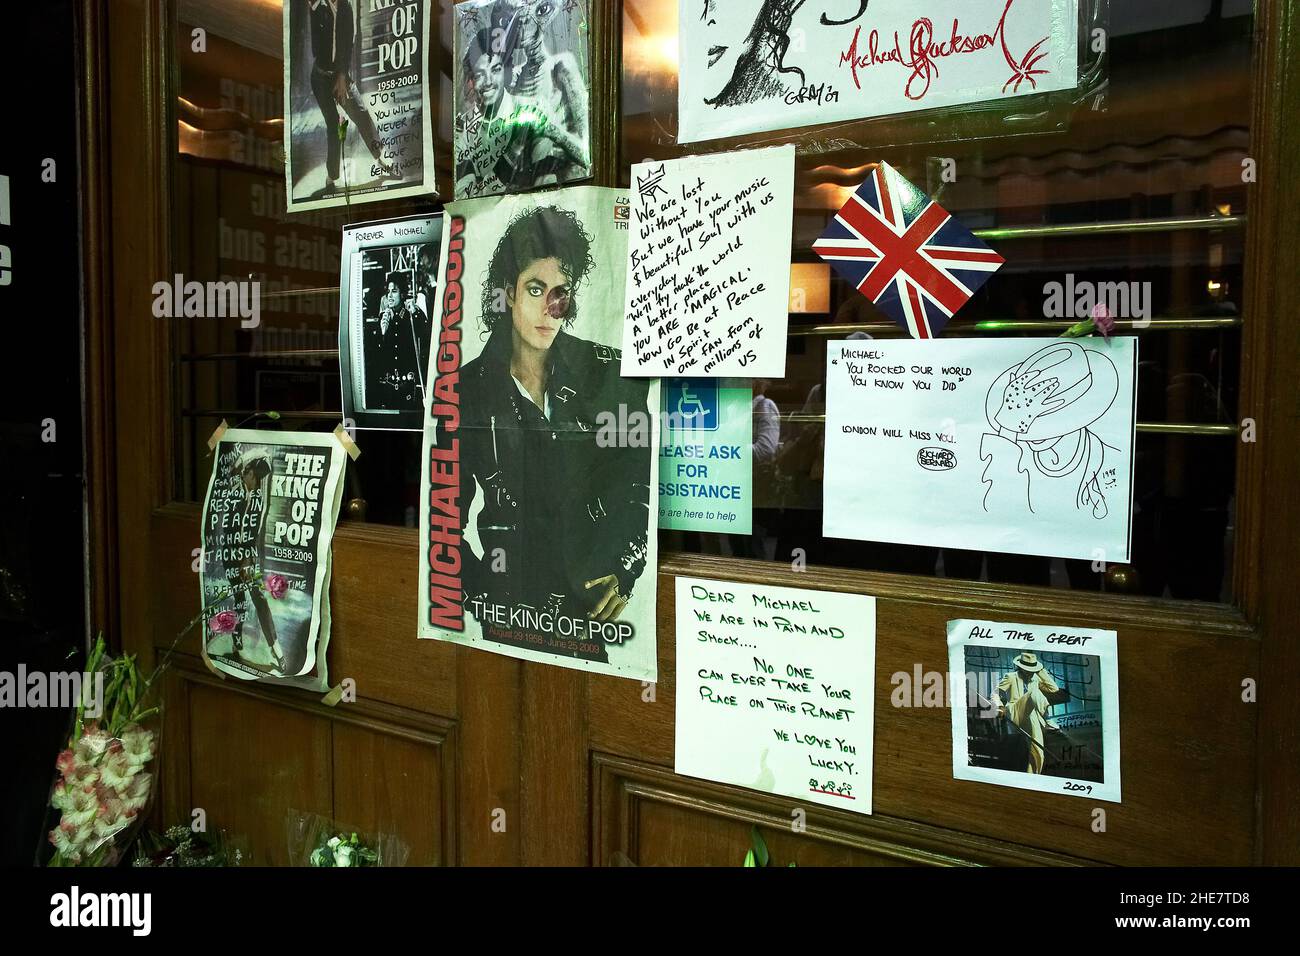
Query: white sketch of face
[[699, 0, 766, 102]]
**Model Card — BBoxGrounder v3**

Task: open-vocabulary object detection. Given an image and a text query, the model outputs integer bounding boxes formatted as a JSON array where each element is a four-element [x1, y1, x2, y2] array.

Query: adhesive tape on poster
[[333, 424, 361, 461], [206, 419, 229, 451]]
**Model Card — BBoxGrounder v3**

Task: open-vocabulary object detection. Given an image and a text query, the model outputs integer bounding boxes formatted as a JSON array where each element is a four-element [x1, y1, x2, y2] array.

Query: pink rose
[[209, 610, 238, 634], [1091, 304, 1116, 339], [265, 573, 288, 600]]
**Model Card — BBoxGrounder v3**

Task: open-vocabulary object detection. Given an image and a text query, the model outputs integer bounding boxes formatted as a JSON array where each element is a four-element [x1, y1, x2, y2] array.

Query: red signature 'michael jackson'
[[837, 0, 1052, 101]]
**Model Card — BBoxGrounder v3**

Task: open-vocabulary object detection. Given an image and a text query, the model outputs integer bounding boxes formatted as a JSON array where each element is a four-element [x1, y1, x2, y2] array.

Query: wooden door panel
[[332, 721, 452, 867], [186, 684, 333, 866], [328, 524, 459, 717], [588, 556, 1258, 866], [162, 656, 460, 865], [593, 755, 1087, 867]]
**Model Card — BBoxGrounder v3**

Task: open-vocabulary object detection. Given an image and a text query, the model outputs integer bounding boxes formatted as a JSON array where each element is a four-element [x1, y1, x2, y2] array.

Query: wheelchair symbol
[[670, 381, 718, 432]]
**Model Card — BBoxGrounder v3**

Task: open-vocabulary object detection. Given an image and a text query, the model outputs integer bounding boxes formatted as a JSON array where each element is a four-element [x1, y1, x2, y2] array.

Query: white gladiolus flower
[[122, 725, 156, 769], [98, 747, 138, 791]]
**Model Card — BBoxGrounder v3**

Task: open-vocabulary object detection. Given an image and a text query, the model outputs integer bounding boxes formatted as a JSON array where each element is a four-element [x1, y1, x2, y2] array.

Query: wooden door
[[87, 0, 1299, 867]]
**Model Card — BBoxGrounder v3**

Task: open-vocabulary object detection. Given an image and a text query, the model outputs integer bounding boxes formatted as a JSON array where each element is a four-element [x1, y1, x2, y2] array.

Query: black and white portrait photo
[[338, 215, 443, 430]]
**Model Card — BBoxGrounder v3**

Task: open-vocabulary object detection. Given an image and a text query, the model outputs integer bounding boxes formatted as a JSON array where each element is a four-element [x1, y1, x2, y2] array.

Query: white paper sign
[[947, 618, 1121, 802], [674, 576, 876, 815], [825, 337, 1137, 562], [678, 0, 1080, 143], [621, 146, 794, 377]]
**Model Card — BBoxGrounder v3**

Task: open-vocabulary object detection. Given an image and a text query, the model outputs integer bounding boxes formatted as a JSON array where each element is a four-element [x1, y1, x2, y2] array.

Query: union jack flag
[[814, 163, 1004, 339]]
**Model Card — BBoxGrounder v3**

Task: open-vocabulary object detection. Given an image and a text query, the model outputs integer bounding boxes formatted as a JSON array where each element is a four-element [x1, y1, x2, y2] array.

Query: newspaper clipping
[[283, 0, 436, 212], [200, 428, 347, 688]]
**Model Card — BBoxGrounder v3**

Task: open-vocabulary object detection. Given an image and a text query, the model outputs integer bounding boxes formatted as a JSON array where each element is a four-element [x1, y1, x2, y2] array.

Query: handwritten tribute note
[[824, 338, 1137, 562], [621, 146, 795, 378], [675, 577, 876, 815]]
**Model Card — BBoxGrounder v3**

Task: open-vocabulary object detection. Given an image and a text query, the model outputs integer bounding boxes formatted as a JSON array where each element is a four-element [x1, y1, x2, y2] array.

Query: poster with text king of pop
[[418, 186, 659, 683], [659, 379, 753, 534], [677, 0, 1080, 144], [824, 337, 1137, 562], [675, 577, 876, 815], [283, 0, 436, 212]]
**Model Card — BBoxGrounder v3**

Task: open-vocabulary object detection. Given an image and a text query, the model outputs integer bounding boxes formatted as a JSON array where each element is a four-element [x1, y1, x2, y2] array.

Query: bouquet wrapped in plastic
[[45, 579, 273, 866], [287, 810, 410, 867], [132, 824, 247, 867], [46, 635, 160, 866]]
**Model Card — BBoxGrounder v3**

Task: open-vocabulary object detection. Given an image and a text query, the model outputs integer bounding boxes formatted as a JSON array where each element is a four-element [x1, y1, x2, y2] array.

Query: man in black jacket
[[306, 0, 393, 194], [450, 206, 652, 662]]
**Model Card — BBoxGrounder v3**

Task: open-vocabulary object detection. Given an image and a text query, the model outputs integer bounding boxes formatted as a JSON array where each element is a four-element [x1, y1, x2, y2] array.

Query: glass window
[[171, 0, 459, 527], [167, 0, 1252, 602], [624, 0, 1252, 601]]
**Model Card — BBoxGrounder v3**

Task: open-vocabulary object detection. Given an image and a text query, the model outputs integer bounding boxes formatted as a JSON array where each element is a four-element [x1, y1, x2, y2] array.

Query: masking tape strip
[[333, 424, 361, 461], [206, 419, 230, 451]]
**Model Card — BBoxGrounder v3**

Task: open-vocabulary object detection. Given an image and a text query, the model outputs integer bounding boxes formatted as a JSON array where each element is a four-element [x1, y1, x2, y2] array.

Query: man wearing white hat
[[994, 651, 1070, 774], [980, 341, 1122, 520]]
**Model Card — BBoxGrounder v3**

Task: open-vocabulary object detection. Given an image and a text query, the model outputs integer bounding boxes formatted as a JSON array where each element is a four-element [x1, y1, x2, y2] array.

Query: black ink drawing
[[635, 164, 668, 207], [698, 0, 809, 107], [979, 342, 1121, 519]]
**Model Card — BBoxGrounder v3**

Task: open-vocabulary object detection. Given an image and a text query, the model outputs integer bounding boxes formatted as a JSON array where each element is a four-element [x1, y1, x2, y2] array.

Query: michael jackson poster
[[339, 215, 443, 431], [452, 0, 593, 199], [418, 186, 659, 681], [283, 0, 436, 213], [200, 429, 347, 689]]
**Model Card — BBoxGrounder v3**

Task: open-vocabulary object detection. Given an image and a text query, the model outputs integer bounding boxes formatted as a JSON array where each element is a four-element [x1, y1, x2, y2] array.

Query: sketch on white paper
[[980, 342, 1123, 522], [824, 337, 1137, 563]]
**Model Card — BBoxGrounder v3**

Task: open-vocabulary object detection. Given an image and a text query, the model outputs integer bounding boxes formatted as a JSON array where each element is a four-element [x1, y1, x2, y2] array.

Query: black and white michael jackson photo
[[283, 0, 435, 212], [338, 216, 443, 431], [200, 430, 346, 689], [947, 620, 1122, 802], [453, 0, 593, 199], [419, 187, 659, 682]]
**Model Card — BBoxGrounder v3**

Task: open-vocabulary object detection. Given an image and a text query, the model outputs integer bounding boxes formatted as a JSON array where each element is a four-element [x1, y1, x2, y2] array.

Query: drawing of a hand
[[997, 370, 1065, 435]]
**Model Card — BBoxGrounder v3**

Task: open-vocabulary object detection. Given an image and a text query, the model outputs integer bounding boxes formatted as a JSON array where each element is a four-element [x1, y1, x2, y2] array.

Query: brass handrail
[[789, 317, 1241, 337], [179, 408, 1240, 437], [180, 349, 340, 361], [782, 413, 1237, 437], [260, 285, 340, 300], [178, 316, 1242, 360], [220, 219, 1246, 306], [973, 215, 1245, 240]]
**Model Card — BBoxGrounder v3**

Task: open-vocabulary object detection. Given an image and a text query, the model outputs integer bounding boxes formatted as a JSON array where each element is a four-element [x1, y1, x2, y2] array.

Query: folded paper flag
[[814, 162, 1004, 339]]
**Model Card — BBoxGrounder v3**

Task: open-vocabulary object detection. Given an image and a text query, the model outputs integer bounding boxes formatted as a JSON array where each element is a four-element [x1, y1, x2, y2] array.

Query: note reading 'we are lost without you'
[[621, 146, 795, 378]]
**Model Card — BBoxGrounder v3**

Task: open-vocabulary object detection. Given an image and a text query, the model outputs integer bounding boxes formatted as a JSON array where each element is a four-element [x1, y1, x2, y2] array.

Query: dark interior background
[[0, 0, 88, 867]]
